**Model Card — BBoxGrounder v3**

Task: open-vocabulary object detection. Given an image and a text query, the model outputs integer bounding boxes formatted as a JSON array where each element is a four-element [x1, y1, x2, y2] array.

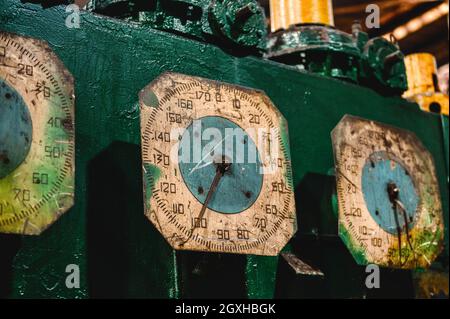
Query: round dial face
[[0, 32, 75, 235], [139, 72, 296, 256], [332, 115, 444, 269]]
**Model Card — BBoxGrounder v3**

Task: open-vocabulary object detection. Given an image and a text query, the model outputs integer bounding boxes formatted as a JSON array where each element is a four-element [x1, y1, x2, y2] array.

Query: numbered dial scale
[[332, 115, 444, 269], [140, 73, 296, 256], [0, 32, 75, 235]]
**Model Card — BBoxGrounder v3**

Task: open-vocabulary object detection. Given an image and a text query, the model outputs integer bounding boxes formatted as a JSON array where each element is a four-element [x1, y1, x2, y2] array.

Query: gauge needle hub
[[195, 157, 231, 227]]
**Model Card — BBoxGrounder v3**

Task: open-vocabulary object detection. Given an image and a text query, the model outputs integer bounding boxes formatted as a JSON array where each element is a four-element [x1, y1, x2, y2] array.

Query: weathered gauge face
[[140, 72, 296, 256], [332, 115, 444, 269], [0, 32, 75, 235]]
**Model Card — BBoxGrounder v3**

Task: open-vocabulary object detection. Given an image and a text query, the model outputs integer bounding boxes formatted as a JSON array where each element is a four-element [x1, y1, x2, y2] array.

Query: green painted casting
[[360, 36, 407, 94], [208, 0, 267, 49], [266, 24, 407, 95], [89, 0, 267, 51], [0, 0, 448, 298]]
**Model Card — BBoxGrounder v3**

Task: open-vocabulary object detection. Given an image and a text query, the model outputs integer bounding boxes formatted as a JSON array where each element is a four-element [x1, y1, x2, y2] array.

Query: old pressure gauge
[[0, 32, 75, 234], [332, 115, 444, 269], [140, 73, 296, 256]]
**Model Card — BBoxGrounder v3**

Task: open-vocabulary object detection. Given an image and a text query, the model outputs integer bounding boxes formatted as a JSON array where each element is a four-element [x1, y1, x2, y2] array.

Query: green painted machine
[[0, 0, 448, 299]]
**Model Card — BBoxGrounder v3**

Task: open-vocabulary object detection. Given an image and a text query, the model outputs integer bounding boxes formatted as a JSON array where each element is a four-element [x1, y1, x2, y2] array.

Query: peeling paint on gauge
[[332, 115, 444, 269], [0, 32, 75, 235], [139, 72, 296, 256]]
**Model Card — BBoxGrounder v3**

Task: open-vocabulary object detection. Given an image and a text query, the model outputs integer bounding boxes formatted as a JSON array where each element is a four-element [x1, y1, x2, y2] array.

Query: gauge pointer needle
[[196, 158, 231, 225], [179, 158, 231, 246], [395, 198, 416, 264], [388, 183, 403, 263], [388, 183, 415, 265]]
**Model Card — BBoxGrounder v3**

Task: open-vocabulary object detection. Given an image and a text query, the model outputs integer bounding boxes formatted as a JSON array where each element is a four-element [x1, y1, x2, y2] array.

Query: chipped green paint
[[245, 255, 278, 299], [209, 0, 267, 49], [0, 0, 447, 298], [142, 90, 160, 109], [97, 0, 267, 51], [339, 223, 368, 265], [169, 250, 181, 299], [266, 24, 407, 94], [143, 163, 161, 212]]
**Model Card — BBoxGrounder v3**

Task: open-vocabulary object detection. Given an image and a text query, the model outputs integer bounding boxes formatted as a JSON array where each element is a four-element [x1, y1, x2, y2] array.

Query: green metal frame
[[266, 23, 407, 95], [89, 0, 268, 52], [0, 1, 448, 298]]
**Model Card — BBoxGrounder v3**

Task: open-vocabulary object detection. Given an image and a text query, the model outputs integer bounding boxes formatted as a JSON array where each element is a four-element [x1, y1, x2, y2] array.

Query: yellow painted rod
[[270, 0, 335, 32], [404, 53, 438, 98]]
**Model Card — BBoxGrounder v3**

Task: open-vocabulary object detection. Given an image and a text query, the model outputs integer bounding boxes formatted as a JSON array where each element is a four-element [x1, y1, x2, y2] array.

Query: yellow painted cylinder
[[403, 53, 449, 115], [270, 0, 335, 32], [404, 53, 438, 98]]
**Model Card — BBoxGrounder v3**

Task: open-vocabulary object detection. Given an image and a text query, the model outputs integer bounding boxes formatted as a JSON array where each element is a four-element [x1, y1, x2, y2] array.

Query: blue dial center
[[0, 78, 32, 178], [178, 116, 263, 214], [361, 151, 419, 234]]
